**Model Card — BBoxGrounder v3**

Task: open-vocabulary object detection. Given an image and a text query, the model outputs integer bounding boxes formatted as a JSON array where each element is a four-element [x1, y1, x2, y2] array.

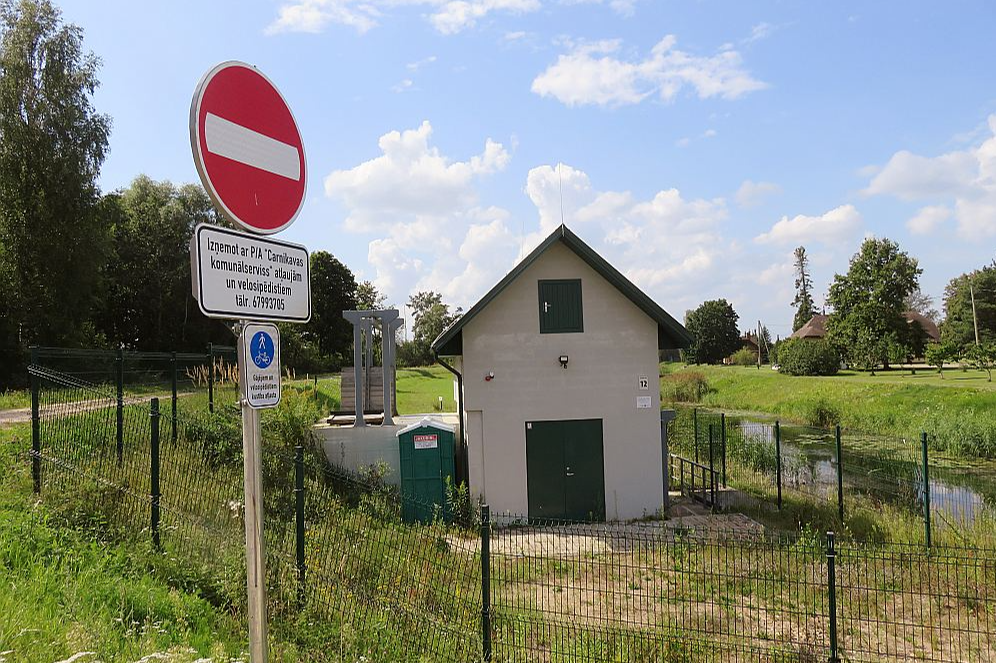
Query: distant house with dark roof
[[791, 314, 829, 340], [432, 224, 692, 521], [791, 312, 940, 343]]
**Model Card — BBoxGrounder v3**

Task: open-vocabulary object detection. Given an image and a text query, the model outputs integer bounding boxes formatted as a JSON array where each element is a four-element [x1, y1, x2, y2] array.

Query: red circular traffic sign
[[190, 61, 307, 235]]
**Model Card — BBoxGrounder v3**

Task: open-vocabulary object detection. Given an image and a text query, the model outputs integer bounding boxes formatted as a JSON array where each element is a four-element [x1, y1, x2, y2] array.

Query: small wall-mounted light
[[559, 355, 569, 369], [484, 371, 495, 382]]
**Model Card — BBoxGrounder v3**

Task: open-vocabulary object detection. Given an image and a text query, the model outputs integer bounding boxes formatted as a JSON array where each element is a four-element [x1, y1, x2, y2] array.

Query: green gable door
[[538, 279, 583, 333], [526, 419, 605, 522]]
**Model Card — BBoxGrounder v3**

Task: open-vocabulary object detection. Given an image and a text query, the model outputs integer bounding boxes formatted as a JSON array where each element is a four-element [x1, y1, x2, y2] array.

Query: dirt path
[[0, 392, 194, 427]]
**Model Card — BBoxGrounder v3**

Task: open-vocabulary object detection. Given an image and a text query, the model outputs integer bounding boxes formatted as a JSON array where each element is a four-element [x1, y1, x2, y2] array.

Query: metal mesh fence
[[668, 408, 996, 539], [23, 368, 996, 662]]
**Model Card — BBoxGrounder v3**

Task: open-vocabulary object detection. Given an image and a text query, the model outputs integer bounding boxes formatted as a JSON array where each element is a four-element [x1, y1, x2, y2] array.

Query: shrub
[[778, 339, 840, 376], [660, 371, 709, 403], [803, 397, 842, 427], [729, 347, 758, 366]]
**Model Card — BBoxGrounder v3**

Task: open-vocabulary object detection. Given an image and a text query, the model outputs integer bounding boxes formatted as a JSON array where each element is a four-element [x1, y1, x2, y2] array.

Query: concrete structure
[[341, 309, 401, 425], [315, 413, 459, 486], [432, 224, 691, 521]]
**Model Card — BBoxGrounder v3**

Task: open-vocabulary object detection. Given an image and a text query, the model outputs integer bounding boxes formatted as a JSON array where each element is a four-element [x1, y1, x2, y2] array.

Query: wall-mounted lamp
[[558, 355, 569, 369], [484, 371, 495, 382]]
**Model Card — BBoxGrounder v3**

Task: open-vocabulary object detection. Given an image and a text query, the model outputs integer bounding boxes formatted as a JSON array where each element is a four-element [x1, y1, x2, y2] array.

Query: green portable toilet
[[397, 417, 456, 523]]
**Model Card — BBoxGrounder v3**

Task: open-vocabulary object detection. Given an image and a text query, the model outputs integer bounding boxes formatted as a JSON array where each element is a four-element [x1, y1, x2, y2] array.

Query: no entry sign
[[190, 61, 307, 235]]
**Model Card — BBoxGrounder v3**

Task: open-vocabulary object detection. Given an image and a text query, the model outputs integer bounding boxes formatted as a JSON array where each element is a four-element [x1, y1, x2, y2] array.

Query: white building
[[432, 224, 691, 521]]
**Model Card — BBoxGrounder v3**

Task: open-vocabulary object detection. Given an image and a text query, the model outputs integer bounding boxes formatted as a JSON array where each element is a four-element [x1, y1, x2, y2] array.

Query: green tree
[[98, 176, 220, 350], [0, 0, 111, 347], [942, 262, 996, 349], [355, 280, 386, 311], [684, 299, 741, 364], [925, 341, 957, 377], [400, 291, 460, 366], [965, 343, 996, 382], [307, 251, 356, 360], [826, 238, 922, 370], [791, 246, 817, 332]]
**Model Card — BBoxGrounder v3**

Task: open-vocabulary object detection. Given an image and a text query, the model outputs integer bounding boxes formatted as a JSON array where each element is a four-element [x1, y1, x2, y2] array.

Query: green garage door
[[526, 418, 605, 522]]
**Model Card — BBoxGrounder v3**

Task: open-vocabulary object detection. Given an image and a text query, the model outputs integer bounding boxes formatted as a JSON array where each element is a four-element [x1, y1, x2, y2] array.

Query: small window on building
[[538, 279, 583, 333]]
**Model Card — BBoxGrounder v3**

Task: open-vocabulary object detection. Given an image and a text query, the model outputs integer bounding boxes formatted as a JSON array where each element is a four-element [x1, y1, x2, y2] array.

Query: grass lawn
[[283, 365, 457, 416], [662, 364, 996, 457]]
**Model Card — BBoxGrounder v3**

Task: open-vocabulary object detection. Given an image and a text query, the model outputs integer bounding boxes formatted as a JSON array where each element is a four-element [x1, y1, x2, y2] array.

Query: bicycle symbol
[[251, 331, 274, 369]]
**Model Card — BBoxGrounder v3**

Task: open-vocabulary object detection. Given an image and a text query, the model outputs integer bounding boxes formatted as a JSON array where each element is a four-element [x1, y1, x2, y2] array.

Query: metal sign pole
[[238, 320, 269, 661]]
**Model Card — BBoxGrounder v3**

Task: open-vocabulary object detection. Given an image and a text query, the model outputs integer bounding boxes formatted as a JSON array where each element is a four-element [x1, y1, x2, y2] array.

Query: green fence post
[[481, 503, 492, 661], [116, 347, 124, 465], [30, 347, 40, 494], [207, 343, 215, 414], [826, 531, 840, 663], [170, 352, 178, 444], [150, 398, 161, 550], [835, 425, 844, 521], [775, 421, 783, 510], [921, 432, 931, 548], [295, 445, 307, 607], [720, 413, 727, 487], [693, 408, 700, 463], [708, 424, 717, 511]]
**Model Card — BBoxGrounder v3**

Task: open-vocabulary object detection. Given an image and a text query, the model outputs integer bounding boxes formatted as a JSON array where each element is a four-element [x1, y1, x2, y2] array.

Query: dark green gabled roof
[[432, 224, 693, 356]]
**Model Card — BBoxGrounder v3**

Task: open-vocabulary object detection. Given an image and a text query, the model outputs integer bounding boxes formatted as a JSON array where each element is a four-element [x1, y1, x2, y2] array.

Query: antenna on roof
[[558, 162, 565, 227]]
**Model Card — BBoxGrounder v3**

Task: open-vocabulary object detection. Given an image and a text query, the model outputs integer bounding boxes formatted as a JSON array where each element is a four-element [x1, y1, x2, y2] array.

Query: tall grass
[[664, 365, 996, 458]]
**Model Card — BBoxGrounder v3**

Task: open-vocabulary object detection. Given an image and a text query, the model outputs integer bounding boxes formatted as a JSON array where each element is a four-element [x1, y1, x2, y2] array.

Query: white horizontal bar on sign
[[204, 112, 301, 181]]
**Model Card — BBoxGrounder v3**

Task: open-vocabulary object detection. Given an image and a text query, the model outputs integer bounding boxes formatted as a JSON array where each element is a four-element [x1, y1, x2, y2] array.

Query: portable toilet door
[[397, 417, 456, 523]]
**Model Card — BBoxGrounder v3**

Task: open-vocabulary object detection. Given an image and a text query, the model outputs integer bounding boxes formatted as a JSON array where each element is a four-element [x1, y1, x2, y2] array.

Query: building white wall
[[460, 242, 663, 520]]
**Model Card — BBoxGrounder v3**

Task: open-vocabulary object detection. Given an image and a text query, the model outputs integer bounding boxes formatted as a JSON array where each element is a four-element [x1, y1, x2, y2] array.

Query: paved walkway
[[447, 500, 764, 558]]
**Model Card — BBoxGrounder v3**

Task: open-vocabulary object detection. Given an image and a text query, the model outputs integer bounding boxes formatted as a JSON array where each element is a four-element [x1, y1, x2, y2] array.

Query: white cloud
[[531, 35, 767, 107], [406, 55, 438, 71], [392, 79, 414, 93], [559, 0, 639, 17], [735, 179, 781, 208], [430, 0, 541, 34], [754, 204, 863, 246], [523, 163, 729, 298], [266, 0, 541, 35], [265, 0, 380, 34], [743, 22, 780, 45], [324, 121, 514, 306], [863, 115, 996, 237], [906, 205, 952, 235]]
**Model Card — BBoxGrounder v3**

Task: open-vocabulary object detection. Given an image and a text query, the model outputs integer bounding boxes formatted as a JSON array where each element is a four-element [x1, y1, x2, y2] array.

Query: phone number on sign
[[251, 296, 286, 311]]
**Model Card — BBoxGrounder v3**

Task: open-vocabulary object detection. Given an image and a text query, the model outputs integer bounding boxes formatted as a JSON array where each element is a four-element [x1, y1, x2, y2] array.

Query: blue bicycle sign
[[251, 331, 275, 369]]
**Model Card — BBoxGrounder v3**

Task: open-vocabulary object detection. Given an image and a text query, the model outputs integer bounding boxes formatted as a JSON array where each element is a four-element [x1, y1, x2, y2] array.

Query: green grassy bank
[[662, 364, 996, 457]]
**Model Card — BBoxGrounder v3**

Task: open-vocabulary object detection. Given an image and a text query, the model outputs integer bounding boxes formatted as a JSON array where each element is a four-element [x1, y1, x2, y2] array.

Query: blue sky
[[59, 0, 996, 339]]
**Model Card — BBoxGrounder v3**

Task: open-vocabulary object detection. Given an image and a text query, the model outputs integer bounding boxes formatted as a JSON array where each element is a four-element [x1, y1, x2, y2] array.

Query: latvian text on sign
[[192, 223, 311, 322]]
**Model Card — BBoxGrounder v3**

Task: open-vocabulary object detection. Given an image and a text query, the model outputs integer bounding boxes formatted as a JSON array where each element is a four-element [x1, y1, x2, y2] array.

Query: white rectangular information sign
[[243, 323, 281, 409], [191, 223, 311, 322]]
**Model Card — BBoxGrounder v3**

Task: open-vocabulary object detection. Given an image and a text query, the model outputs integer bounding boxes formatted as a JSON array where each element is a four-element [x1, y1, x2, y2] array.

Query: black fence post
[[826, 531, 840, 663], [720, 413, 727, 487], [693, 408, 699, 463], [207, 343, 215, 414], [835, 425, 844, 521], [170, 351, 178, 444], [481, 503, 492, 661], [150, 398, 161, 550], [775, 421, 783, 511], [295, 445, 307, 607], [921, 432, 931, 548], [116, 347, 124, 465], [30, 347, 40, 494]]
